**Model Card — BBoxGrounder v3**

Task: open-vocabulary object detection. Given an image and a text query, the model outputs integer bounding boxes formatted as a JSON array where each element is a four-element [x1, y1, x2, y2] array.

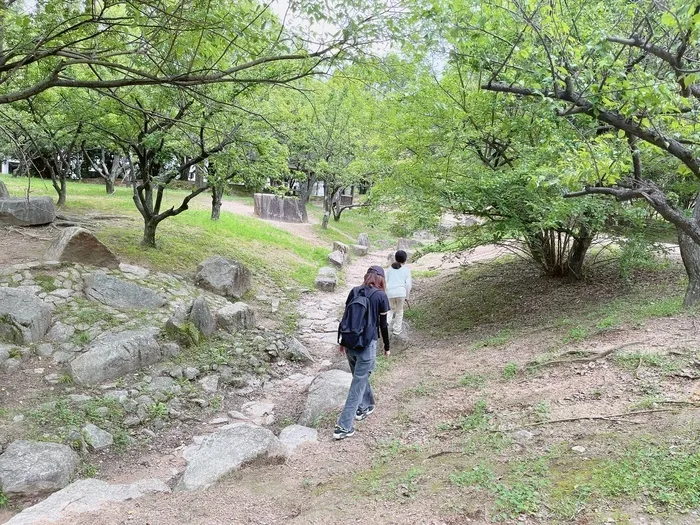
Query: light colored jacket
[[385, 265, 412, 299]]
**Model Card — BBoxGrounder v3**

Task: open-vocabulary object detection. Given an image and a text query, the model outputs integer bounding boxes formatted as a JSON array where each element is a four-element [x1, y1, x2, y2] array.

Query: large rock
[[81, 424, 113, 451], [5, 478, 170, 525], [352, 244, 369, 256], [165, 297, 215, 346], [298, 369, 353, 426], [178, 423, 287, 491], [0, 288, 52, 344], [358, 233, 370, 247], [253, 193, 307, 223], [84, 272, 166, 310], [332, 241, 350, 257], [68, 328, 164, 385], [0, 197, 55, 226], [279, 425, 318, 454], [0, 440, 79, 496], [0, 181, 9, 199], [315, 266, 337, 292], [327, 250, 345, 269], [195, 256, 251, 300], [45, 227, 119, 269], [285, 337, 314, 363], [216, 302, 256, 332]]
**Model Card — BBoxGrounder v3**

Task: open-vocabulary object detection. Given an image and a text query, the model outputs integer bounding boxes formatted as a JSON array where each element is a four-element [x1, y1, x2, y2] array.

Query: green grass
[[459, 373, 486, 389], [502, 362, 518, 379], [2, 175, 329, 290], [413, 269, 440, 278], [308, 202, 399, 247], [34, 274, 58, 293], [0, 489, 7, 508], [613, 352, 681, 375], [473, 329, 513, 349], [438, 399, 491, 432]]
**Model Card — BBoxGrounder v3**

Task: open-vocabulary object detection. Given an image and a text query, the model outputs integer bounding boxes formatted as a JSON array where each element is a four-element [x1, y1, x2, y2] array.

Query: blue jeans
[[337, 340, 377, 430]]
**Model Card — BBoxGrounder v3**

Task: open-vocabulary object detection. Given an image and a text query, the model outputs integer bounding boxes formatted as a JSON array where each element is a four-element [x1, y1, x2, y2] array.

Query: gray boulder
[[195, 256, 251, 300], [45, 322, 75, 343], [5, 478, 170, 525], [0, 288, 52, 344], [352, 244, 369, 256], [327, 250, 345, 269], [178, 423, 287, 491], [279, 425, 318, 454], [0, 440, 79, 496], [68, 328, 164, 385], [0, 181, 9, 199], [0, 197, 55, 226], [285, 337, 314, 363], [358, 233, 370, 247], [253, 193, 307, 223], [84, 272, 166, 310], [216, 302, 256, 332], [298, 369, 353, 426], [82, 424, 113, 451], [165, 297, 214, 347], [45, 227, 119, 269], [332, 241, 350, 257], [315, 266, 337, 292]]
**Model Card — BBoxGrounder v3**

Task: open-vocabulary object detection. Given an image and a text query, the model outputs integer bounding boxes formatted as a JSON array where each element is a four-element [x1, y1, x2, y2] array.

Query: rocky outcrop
[[195, 256, 251, 300], [0, 288, 52, 344], [165, 297, 215, 346], [0, 181, 9, 199], [5, 478, 170, 525], [84, 272, 166, 310], [298, 369, 353, 426], [358, 233, 370, 247], [0, 197, 55, 226], [178, 423, 287, 491], [0, 440, 79, 496], [332, 241, 350, 257], [279, 425, 318, 454], [68, 328, 165, 385], [216, 302, 256, 332], [81, 424, 113, 451], [45, 227, 119, 268], [327, 250, 345, 269], [253, 193, 307, 223], [315, 266, 337, 292]]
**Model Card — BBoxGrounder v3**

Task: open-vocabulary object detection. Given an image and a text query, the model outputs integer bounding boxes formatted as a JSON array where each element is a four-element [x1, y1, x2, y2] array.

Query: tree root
[[508, 406, 700, 430], [531, 341, 642, 368]]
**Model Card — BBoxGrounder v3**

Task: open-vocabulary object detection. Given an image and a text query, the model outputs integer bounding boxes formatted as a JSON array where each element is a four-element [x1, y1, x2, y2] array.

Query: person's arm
[[379, 312, 390, 356], [405, 268, 412, 299]]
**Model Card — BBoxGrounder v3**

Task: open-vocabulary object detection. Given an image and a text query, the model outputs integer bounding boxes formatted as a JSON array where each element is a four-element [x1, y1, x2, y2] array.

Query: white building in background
[[1, 159, 20, 175]]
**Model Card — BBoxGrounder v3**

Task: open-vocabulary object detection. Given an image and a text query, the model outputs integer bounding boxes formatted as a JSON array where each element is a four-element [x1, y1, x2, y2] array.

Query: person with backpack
[[334, 265, 391, 440], [385, 250, 412, 336]]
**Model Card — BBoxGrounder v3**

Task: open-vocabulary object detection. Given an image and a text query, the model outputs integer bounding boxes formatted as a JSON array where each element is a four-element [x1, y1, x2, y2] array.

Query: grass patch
[[438, 399, 491, 432], [413, 269, 440, 278], [502, 362, 518, 379], [473, 329, 513, 349], [564, 325, 590, 343], [459, 373, 486, 389], [34, 274, 57, 293], [308, 203, 399, 247], [613, 352, 681, 375]]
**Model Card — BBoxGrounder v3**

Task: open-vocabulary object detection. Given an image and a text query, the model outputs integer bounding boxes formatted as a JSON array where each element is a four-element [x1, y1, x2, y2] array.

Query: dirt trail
[[218, 199, 324, 246]]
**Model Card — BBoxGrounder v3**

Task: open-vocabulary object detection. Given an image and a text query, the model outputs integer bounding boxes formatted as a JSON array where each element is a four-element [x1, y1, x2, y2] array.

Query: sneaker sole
[[355, 407, 375, 421], [333, 430, 355, 440]]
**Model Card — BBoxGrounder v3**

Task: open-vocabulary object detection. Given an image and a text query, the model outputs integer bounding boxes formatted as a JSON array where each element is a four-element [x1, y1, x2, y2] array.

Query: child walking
[[385, 250, 412, 335], [334, 265, 391, 440]]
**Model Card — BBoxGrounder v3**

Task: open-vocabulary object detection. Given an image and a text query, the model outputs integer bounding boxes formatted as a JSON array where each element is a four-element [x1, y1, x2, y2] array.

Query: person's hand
[[338, 345, 345, 354]]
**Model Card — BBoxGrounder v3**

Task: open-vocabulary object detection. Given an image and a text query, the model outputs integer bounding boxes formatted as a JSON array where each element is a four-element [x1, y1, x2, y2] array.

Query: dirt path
[[218, 199, 324, 246]]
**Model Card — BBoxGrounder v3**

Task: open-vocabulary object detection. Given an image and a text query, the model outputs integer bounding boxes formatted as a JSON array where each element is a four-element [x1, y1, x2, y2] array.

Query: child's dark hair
[[392, 250, 408, 269]]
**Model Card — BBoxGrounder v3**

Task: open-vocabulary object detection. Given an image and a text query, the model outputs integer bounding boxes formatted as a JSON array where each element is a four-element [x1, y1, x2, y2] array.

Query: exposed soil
[[0, 226, 54, 267]]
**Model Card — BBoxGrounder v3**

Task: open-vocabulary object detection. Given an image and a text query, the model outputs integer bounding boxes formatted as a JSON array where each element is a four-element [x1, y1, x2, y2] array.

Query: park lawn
[[1, 175, 328, 290], [307, 201, 399, 247]]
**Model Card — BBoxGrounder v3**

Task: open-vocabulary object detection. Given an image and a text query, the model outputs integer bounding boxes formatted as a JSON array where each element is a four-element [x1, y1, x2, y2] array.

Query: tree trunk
[[105, 177, 115, 195], [678, 230, 700, 307], [566, 227, 594, 281], [321, 211, 330, 229], [55, 178, 66, 207], [211, 185, 222, 220], [142, 220, 158, 248]]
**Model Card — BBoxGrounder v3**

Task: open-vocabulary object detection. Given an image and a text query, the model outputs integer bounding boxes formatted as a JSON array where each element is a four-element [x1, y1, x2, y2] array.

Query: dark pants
[[337, 340, 377, 430]]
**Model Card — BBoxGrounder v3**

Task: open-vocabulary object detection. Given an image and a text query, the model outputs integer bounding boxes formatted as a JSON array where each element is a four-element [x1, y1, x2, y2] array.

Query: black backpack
[[338, 287, 378, 350]]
